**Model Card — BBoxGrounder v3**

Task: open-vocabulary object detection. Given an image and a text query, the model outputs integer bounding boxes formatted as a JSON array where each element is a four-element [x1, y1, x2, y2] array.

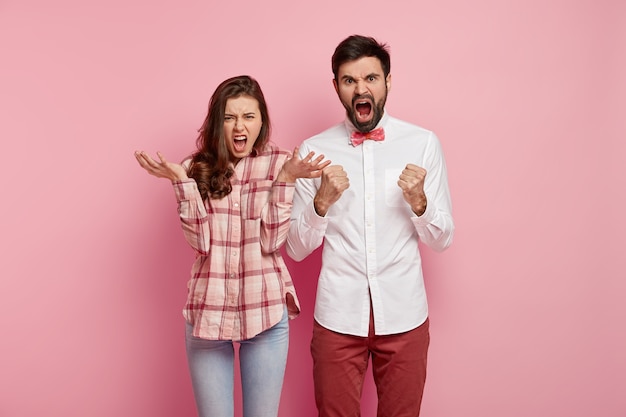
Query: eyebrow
[[340, 72, 380, 81], [224, 111, 257, 116]]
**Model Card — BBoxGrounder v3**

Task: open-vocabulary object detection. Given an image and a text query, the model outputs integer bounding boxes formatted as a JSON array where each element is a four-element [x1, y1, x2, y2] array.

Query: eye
[[368, 75, 377, 82], [224, 115, 234, 122], [245, 114, 256, 119]]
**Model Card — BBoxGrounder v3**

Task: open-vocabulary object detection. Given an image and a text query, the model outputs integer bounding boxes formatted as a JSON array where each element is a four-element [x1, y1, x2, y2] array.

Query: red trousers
[[311, 316, 430, 417]]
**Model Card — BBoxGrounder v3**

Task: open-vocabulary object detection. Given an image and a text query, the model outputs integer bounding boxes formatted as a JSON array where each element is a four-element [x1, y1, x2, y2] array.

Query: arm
[[260, 147, 330, 254], [259, 165, 295, 254], [285, 178, 327, 261], [135, 151, 212, 254], [174, 180, 212, 255], [401, 134, 455, 252], [286, 147, 349, 261]]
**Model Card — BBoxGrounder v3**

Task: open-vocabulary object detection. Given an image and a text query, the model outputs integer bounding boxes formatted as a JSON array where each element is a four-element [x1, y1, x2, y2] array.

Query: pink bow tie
[[350, 127, 385, 146]]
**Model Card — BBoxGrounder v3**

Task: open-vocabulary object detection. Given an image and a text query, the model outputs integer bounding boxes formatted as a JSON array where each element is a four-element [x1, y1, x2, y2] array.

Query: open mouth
[[233, 135, 247, 152], [354, 97, 373, 121]]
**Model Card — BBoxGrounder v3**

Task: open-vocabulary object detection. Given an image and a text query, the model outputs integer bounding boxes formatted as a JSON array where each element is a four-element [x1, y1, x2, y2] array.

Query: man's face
[[333, 56, 391, 133]]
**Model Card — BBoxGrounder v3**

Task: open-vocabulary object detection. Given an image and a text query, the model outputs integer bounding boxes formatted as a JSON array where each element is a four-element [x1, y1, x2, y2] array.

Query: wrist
[[313, 197, 328, 217], [276, 171, 296, 183], [170, 174, 189, 183], [413, 199, 427, 216]]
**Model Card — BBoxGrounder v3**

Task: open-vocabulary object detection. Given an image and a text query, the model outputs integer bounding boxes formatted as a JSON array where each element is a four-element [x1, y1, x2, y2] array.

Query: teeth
[[234, 136, 246, 141]]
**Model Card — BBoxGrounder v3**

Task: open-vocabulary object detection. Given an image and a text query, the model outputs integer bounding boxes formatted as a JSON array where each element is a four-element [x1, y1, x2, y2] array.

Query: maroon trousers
[[311, 316, 430, 417]]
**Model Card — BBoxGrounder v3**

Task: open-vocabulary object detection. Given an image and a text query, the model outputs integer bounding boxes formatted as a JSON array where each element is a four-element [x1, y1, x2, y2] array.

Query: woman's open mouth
[[233, 135, 247, 152]]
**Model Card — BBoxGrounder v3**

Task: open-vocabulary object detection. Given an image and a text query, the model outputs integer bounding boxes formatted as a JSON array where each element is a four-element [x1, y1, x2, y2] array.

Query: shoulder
[[258, 142, 291, 157], [300, 121, 346, 151], [307, 122, 345, 142], [386, 116, 442, 147], [253, 143, 291, 173], [388, 116, 435, 137]]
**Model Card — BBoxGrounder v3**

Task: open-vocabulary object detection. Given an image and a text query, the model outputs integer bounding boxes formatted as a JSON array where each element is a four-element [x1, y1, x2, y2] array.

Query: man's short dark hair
[[331, 35, 391, 80]]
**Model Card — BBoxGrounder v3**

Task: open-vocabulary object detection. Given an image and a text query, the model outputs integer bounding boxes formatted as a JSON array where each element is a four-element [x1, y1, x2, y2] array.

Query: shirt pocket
[[241, 180, 273, 220], [384, 169, 406, 207]]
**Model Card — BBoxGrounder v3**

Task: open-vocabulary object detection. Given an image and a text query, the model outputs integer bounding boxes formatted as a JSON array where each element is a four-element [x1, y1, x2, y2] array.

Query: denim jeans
[[185, 307, 289, 417]]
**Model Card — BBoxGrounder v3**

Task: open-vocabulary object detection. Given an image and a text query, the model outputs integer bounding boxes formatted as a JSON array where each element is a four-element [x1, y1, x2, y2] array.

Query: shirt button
[[234, 202, 240, 208], [233, 251, 238, 257]]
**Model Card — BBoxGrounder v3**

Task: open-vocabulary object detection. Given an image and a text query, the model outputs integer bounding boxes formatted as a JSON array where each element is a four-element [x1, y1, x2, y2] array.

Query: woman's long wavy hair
[[188, 75, 271, 200]]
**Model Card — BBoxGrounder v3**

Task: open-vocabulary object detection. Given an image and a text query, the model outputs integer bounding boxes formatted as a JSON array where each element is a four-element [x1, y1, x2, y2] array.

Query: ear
[[386, 73, 392, 92], [332, 78, 339, 94]]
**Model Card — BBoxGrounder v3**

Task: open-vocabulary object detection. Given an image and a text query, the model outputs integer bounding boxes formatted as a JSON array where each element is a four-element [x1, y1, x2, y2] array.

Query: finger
[[157, 151, 168, 164], [144, 154, 161, 168], [398, 178, 411, 188], [136, 152, 156, 168], [135, 154, 150, 169], [311, 153, 326, 164], [406, 165, 427, 177], [317, 159, 332, 170], [325, 165, 344, 173], [303, 151, 317, 162], [134, 151, 145, 164], [137, 151, 157, 163]]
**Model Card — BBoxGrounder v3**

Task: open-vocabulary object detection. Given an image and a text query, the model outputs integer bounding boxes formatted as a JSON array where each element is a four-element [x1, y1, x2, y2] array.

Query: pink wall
[[1, 0, 625, 416]]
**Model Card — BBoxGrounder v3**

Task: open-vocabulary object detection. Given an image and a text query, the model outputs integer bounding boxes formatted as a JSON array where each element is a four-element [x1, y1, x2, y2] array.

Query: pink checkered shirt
[[173, 143, 300, 341]]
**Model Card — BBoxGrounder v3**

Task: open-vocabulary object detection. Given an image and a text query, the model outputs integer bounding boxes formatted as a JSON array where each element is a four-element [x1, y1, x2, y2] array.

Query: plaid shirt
[[173, 143, 300, 341]]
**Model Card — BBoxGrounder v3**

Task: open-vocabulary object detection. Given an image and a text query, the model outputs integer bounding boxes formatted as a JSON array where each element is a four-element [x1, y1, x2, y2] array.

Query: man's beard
[[345, 92, 387, 133]]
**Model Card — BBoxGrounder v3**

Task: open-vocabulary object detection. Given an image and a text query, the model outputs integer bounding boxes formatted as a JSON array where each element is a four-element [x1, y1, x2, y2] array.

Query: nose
[[235, 118, 244, 131], [354, 80, 367, 95]]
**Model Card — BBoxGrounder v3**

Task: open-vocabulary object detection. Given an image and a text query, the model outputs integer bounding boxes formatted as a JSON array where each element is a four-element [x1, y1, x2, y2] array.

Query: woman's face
[[223, 95, 263, 163]]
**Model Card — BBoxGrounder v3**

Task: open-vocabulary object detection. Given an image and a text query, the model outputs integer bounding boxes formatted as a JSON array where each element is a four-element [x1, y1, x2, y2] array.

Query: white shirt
[[286, 112, 454, 337]]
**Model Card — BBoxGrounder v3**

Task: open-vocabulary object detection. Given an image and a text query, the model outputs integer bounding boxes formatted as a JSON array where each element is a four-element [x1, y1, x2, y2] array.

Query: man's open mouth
[[356, 102, 372, 117], [353, 96, 374, 121]]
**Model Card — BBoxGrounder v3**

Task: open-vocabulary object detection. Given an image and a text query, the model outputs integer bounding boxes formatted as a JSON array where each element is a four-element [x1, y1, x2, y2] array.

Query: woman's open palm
[[134, 151, 188, 182]]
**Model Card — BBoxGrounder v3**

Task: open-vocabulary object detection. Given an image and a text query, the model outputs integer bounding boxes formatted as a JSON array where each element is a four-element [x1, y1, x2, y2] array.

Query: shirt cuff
[[270, 181, 295, 203], [172, 179, 200, 202], [412, 201, 436, 226], [303, 201, 329, 230]]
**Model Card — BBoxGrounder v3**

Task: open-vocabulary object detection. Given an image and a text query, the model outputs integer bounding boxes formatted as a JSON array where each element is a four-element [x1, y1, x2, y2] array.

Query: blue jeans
[[185, 308, 289, 417]]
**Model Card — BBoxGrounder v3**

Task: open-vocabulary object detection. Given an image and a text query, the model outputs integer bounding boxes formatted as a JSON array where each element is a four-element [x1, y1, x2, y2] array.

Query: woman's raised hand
[[134, 151, 189, 182], [277, 146, 331, 183]]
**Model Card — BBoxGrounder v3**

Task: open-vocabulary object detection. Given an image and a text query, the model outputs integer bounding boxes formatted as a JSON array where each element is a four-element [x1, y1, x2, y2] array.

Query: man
[[286, 35, 454, 417]]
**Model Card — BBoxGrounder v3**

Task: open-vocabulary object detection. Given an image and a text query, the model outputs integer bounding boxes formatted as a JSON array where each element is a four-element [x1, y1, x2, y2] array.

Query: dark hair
[[331, 35, 391, 80], [188, 75, 271, 200]]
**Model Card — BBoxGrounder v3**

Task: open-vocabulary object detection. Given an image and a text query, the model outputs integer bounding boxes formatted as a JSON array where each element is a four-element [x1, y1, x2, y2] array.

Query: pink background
[[1, 0, 625, 416]]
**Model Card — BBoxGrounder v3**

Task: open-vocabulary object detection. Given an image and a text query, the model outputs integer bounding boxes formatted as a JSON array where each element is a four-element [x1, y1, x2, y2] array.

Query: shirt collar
[[343, 111, 389, 143], [229, 146, 260, 169]]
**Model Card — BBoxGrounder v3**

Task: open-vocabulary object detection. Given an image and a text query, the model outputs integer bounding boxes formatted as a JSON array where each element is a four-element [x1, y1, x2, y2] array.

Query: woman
[[135, 75, 328, 417]]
